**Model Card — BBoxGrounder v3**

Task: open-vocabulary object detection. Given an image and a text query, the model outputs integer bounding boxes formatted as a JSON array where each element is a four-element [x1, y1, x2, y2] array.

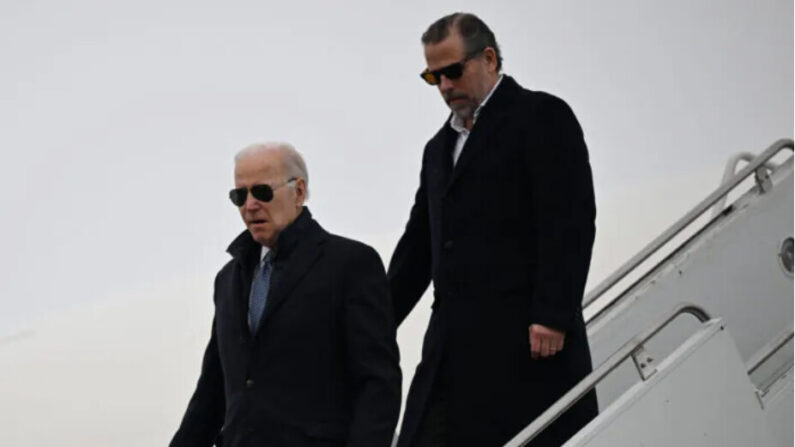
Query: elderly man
[[388, 13, 598, 447], [171, 143, 401, 447]]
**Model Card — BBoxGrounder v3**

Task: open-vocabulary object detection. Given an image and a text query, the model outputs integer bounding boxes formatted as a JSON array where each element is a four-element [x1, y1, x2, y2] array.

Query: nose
[[439, 75, 454, 92], [243, 191, 261, 210]]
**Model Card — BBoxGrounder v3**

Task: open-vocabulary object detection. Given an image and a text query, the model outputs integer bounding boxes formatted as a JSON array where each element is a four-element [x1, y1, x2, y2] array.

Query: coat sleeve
[[170, 284, 226, 447], [343, 244, 403, 447], [525, 93, 597, 332], [387, 149, 433, 325]]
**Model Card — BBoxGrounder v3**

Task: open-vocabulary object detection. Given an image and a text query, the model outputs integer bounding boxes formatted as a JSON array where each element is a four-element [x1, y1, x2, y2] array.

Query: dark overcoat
[[171, 209, 402, 447], [388, 76, 598, 447]]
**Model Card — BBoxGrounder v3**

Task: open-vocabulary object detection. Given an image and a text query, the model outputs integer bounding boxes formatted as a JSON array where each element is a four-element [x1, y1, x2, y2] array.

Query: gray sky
[[0, 0, 792, 445]]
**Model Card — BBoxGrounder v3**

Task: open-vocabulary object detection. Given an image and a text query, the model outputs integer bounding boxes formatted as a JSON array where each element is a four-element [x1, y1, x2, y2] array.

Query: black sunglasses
[[419, 50, 484, 85], [229, 178, 297, 206]]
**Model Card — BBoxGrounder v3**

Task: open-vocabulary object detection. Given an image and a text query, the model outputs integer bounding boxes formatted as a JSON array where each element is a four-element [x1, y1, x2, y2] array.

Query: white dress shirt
[[448, 75, 504, 166]]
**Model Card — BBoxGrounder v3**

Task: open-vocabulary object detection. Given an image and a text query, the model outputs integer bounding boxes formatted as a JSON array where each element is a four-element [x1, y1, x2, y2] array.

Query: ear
[[482, 47, 498, 73], [293, 178, 308, 206]]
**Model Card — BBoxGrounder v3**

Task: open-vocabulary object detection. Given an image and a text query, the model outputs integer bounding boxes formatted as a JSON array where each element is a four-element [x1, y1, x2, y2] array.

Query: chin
[[249, 230, 272, 246], [452, 108, 474, 122]]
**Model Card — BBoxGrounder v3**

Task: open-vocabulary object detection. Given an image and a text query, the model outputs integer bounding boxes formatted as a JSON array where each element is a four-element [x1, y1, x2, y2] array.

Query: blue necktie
[[249, 253, 273, 334]]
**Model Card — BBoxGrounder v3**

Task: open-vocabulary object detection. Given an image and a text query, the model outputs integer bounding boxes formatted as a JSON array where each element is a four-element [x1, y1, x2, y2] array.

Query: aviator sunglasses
[[419, 49, 485, 85], [229, 177, 297, 206]]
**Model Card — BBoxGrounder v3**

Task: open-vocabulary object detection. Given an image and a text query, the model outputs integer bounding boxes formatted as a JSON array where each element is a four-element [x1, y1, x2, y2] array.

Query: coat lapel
[[437, 126, 457, 191], [256, 222, 327, 330], [445, 76, 518, 193], [226, 230, 261, 340]]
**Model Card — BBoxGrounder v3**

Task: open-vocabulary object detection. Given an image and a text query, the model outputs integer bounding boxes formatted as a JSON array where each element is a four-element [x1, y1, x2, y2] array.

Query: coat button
[[443, 240, 454, 249], [245, 379, 254, 389]]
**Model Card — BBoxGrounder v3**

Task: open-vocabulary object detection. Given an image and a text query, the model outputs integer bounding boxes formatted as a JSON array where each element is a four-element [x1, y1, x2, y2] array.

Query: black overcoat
[[388, 76, 598, 447], [172, 208, 402, 447]]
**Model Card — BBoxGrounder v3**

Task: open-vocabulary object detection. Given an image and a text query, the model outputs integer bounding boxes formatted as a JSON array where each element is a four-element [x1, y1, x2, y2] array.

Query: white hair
[[234, 142, 309, 199]]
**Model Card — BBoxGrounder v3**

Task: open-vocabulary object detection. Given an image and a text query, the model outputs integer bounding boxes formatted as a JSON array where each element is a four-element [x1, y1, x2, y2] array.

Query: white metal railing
[[583, 139, 793, 325], [747, 323, 794, 377], [504, 303, 711, 447]]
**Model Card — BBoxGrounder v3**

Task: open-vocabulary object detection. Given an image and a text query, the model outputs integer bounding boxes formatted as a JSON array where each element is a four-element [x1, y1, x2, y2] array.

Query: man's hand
[[529, 324, 565, 359]]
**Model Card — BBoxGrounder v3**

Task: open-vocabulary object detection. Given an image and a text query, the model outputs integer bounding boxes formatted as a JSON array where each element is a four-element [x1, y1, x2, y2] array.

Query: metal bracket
[[754, 388, 766, 409], [631, 344, 657, 380], [754, 166, 772, 193]]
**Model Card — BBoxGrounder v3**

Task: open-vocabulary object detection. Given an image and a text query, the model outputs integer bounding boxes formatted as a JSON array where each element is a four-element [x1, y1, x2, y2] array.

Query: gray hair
[[234, 142, 310, 200]]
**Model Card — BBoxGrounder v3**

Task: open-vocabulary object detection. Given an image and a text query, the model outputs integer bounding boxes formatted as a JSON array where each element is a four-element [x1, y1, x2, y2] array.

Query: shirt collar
[[449, 74, 504, 134], [259, 245, 271, 263], [226, 206, 312, 263]]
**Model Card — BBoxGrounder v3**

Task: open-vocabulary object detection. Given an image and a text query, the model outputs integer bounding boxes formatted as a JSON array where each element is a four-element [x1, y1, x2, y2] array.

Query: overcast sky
[[0, 0, 792, 445]]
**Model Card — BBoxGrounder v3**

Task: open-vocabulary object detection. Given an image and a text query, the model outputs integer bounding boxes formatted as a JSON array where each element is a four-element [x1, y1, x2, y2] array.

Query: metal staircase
[[506, 139, 794, 446]]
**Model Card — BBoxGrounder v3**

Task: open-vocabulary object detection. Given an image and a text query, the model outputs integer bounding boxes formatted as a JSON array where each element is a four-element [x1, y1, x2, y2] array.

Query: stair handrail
[[584, 139, 794, 315], [746, 323, 794, 398], [746, 323, 794, 376], [503, 303, 711, 447]]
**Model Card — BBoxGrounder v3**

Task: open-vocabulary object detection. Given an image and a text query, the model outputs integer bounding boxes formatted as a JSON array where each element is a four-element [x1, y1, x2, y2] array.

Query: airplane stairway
[[505, 139, 794, 446]]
